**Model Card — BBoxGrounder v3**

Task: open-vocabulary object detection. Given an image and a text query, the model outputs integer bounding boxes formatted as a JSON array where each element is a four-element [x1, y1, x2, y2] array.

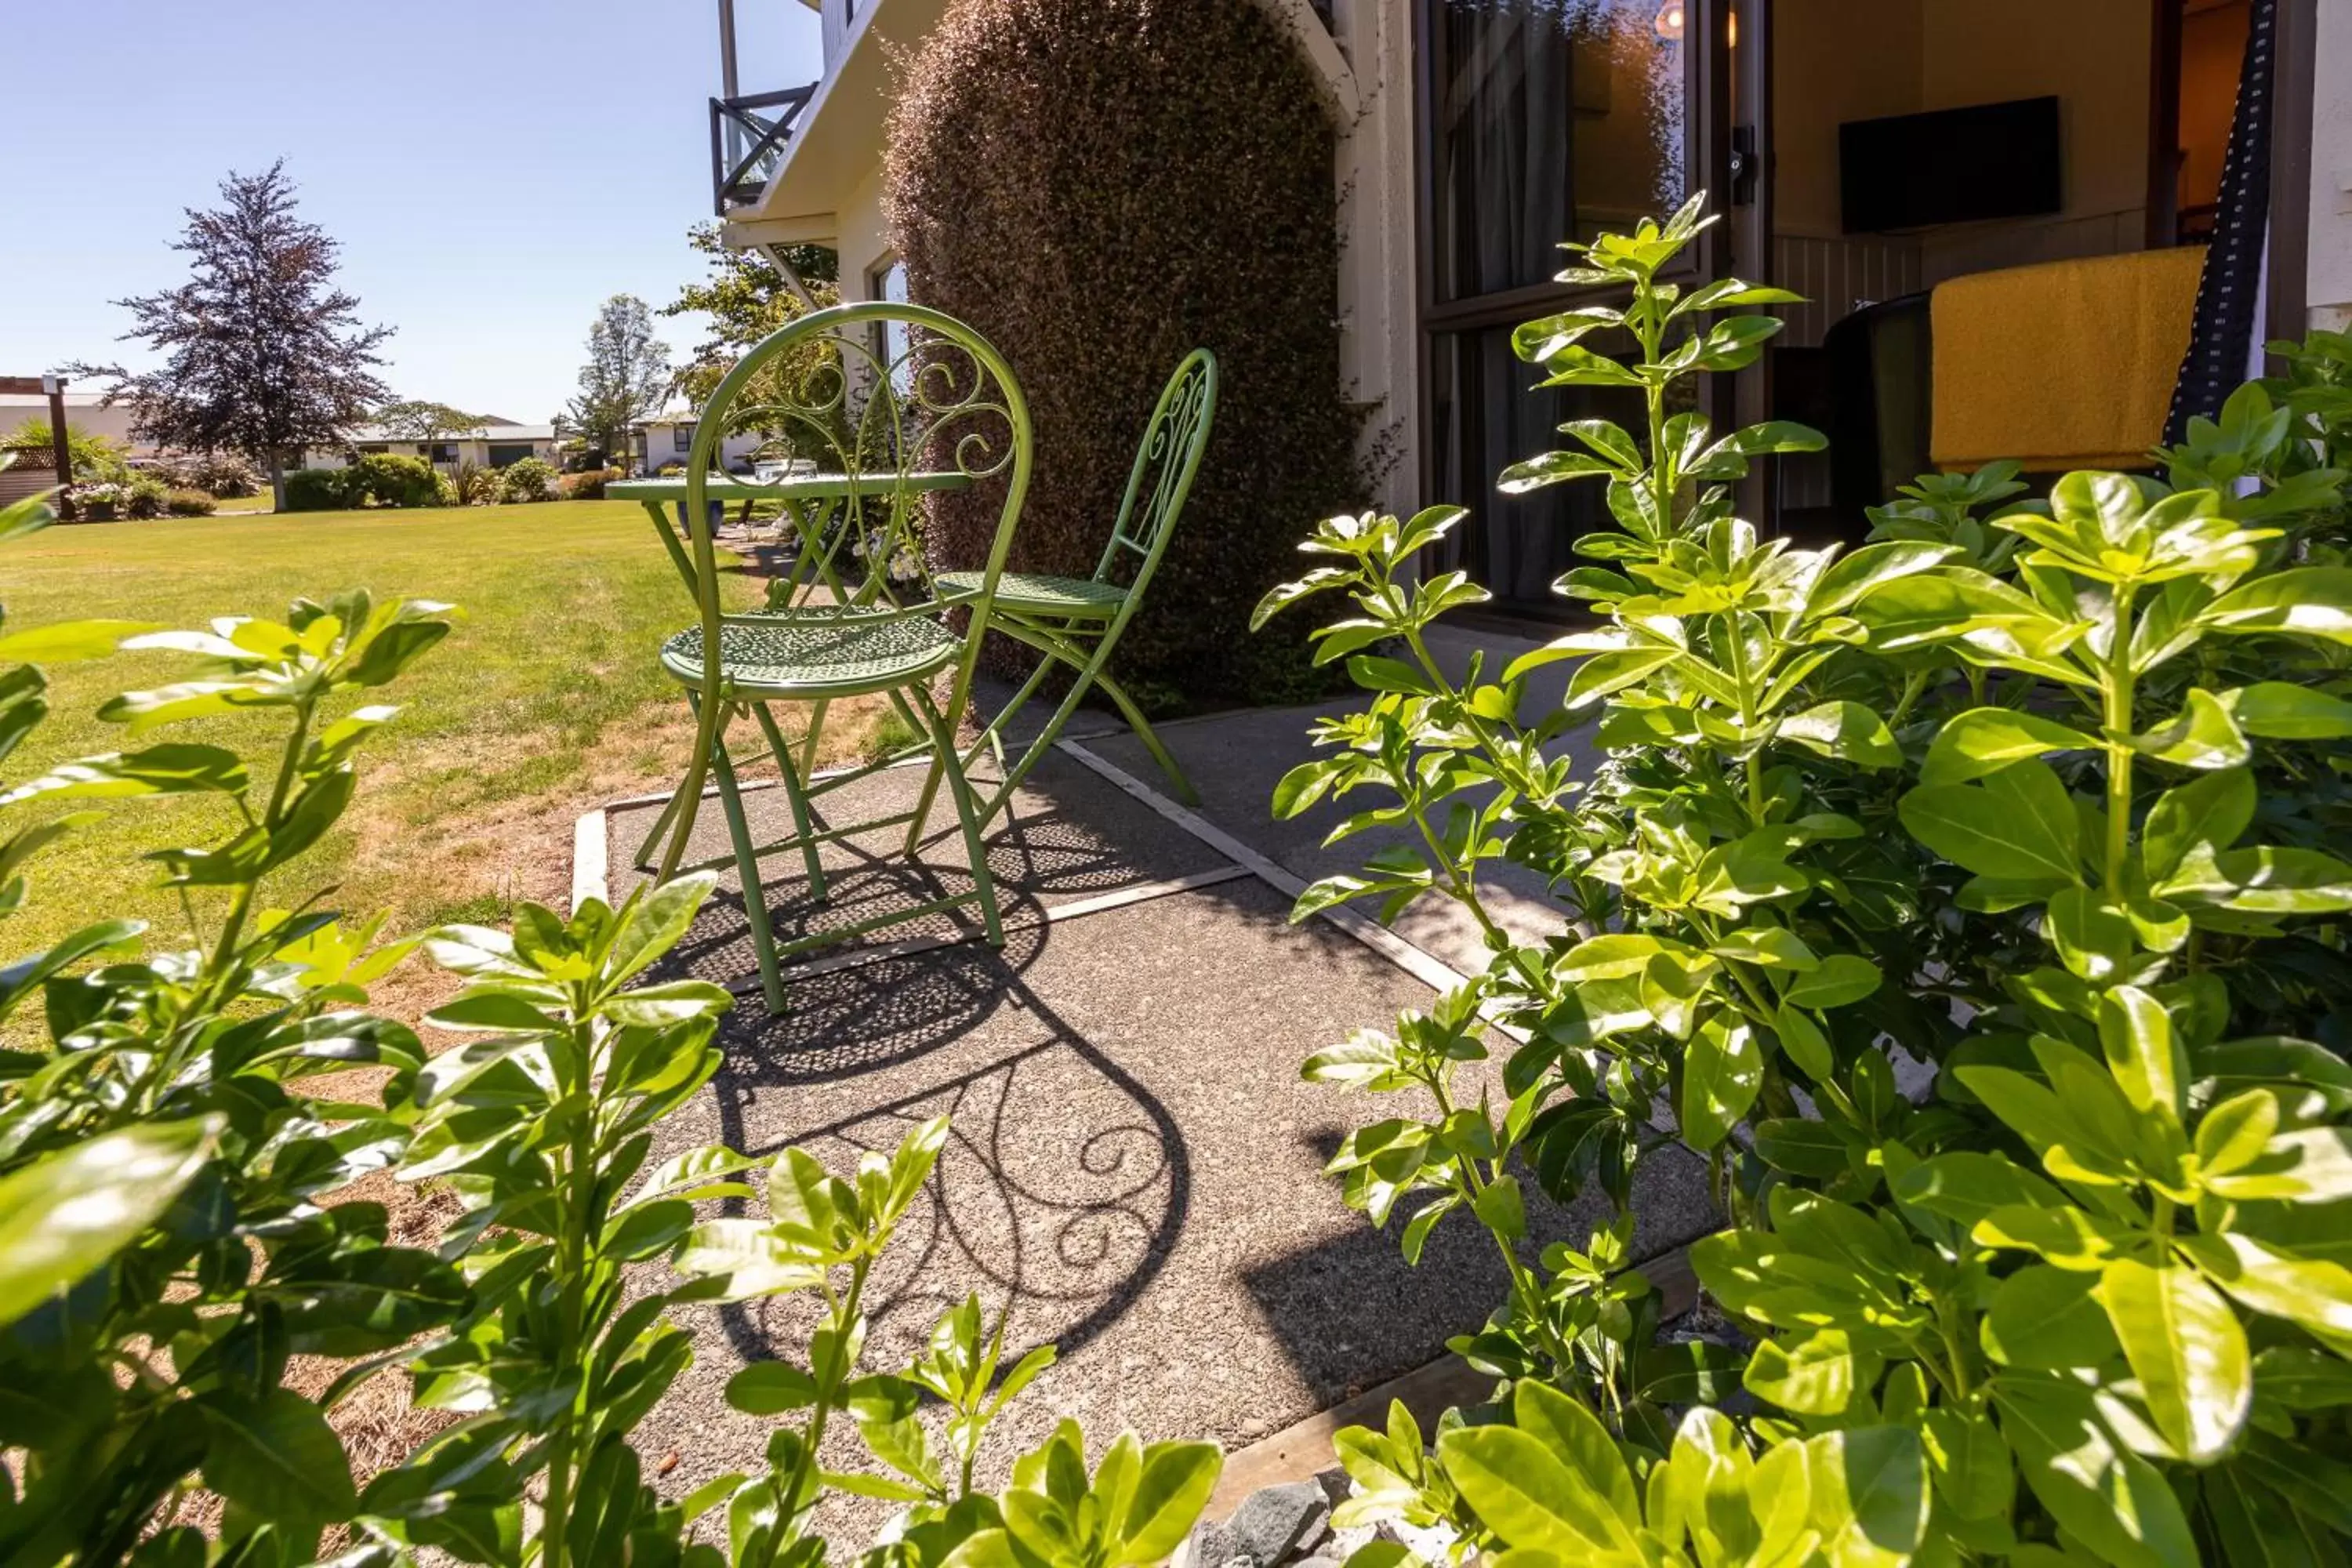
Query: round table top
[[609, 471, 974, 502]]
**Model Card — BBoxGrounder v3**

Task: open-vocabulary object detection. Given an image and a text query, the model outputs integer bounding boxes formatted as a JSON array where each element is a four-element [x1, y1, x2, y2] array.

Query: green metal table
[[611, 471, 972, 611]]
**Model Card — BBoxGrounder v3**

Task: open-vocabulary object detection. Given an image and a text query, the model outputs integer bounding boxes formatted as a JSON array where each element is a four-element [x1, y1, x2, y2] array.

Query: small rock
[[1225, 1481, 1331, 1565], [1294, 1558, 1342, 1568], [1238, 1416, 1272, 1439]]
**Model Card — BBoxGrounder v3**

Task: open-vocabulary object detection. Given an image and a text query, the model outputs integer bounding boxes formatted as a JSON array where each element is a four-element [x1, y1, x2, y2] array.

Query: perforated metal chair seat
[[934, 569, 1127, 619], [660, 611, 960, 699]]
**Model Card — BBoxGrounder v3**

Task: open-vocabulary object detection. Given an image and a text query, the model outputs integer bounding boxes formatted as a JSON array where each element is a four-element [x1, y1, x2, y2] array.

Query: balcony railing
[[710, 85, 818, 216]]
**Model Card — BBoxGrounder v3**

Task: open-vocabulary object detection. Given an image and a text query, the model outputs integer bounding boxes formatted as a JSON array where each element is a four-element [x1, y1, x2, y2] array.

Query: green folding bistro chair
[[652, 301, 1034, 1013], [934, 349, 1218, 818]]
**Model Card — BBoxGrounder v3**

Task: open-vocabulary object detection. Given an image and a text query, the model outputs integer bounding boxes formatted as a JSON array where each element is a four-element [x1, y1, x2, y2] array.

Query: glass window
[[486, 443, 535, 469], [870, 257, 913, 394], [1428, 325, 1648, 607], [673, 424, 693, 453], [1427, 0, 1689, 304]]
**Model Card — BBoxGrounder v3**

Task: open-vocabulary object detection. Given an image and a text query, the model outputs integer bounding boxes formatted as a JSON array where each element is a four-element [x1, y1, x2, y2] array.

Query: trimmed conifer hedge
[[885, 0, 1362, 706]]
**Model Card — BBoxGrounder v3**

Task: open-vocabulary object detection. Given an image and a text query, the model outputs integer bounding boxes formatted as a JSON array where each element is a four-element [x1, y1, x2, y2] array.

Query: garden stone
[[1223, 1481, 1331, 1566]]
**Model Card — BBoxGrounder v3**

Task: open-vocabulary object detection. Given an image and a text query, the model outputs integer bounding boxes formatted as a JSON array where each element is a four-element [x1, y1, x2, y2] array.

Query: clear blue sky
[[2, 0, 821, 424]]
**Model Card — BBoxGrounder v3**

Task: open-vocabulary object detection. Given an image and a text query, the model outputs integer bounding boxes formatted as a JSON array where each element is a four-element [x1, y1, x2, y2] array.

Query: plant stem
[[543, 1003, 599, 1568], [2103, 583, 2140, 900], [1720, 616, 1767, 825]]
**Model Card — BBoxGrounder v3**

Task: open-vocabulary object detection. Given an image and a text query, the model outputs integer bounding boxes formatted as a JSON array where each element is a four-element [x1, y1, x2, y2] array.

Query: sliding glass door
[[1419, 0, 1735, 612]]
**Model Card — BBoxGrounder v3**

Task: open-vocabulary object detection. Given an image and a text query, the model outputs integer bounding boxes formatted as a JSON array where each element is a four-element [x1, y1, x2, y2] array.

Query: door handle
[[1731, 125, 1759, 206]]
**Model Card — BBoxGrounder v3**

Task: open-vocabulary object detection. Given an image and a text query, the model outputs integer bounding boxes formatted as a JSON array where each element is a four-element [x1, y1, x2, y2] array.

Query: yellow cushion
[[1929, 246, 2206, 474]]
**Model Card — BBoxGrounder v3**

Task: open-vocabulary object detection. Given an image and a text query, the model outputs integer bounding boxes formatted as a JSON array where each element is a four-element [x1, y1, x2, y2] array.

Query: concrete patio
[[586, 633, 1716, 1530]]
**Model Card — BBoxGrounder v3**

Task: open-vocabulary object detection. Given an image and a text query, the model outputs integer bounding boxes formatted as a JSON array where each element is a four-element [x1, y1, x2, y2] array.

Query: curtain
[[2165, 0, 2278, 441]]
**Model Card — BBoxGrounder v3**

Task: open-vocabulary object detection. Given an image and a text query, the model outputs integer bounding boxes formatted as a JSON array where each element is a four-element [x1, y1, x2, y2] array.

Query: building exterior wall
[[1332, 0, 1422, 519], [2310, 0, 2352, 329], [756, 0, 2350, 519], [0, 395, 149, 453], [302, 434, 560, 471]]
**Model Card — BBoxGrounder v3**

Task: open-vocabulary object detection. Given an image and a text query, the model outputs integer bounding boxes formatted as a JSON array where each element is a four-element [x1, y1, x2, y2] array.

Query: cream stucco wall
[[2310, 0, 2352, 328]]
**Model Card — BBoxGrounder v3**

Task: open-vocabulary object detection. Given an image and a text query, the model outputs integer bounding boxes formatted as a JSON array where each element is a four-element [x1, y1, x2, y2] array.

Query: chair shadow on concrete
[[702, 930, 1189, 1380]]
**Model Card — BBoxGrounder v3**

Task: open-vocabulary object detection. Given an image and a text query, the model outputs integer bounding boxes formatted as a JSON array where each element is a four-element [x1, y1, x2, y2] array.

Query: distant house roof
[[0, 390, 111, 411], [347, 421, 559, 443]]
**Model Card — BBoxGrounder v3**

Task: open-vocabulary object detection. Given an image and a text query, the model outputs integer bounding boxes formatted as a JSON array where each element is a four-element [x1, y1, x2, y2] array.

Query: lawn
[[1, 500, 883, 962]]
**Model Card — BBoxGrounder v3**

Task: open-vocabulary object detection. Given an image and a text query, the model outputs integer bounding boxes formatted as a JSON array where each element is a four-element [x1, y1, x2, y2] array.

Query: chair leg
[[1093, 671, 1200, 806], [910, 684, 1003, 948], [750, 702, 829, 904], [898, 685, 953, 855], [967, 644, 1057, 773], [632, 771, 690, 872], [709, 731, 789, 1014], [659, 688, 727, 881], [798, 697, 830, 779]]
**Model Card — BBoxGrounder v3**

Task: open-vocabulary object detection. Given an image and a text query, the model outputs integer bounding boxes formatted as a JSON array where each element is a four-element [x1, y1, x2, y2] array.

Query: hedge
[[885, 0, 1362, 707]]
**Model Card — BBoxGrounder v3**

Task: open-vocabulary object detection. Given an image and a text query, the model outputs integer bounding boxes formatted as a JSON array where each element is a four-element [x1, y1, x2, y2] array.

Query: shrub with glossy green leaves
[[0, 472, 1224, 1566], [1268, 201, 2352, 1568]]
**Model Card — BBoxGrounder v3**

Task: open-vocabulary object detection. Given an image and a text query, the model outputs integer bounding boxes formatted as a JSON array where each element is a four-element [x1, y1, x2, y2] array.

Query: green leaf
[[2175, 1232, 2352, 1344], [1512, 1380, 1641, 1532], [1711, 927, 1819, 970], [1110, 1442, 1224, 1566], [1564, 648, 1682, 709], [1745, 1330, 1873, 1416], [2201, 567, 2352, 644], [199, 1388, 360, 1534], [1755, 1119, 1852, 1178], [1773, 1001, 1835, 1080], [2143, 768, 2254, 887], [1472, 1174, 1526, 1242], [1996, 1377, 2198, 1568], [1895, 1152, 2069, 1229], [1436, 1425, 1639, 1559], [2202, 1127, 2352, 1203], [728, 1362, 819, 1414], [2098, 987, 2186, 1121], [1557, 934, 1669, 981], [2095, 1258, 2249, 1464], [1982, 1266, 2119, 1370], [0, 1116, 220, 1330], [1921, 1410, 2013, 1523], [2131, 688, 2250, 771], [2047, 889, 2138, 984], [2228, 681, 2352, 739], [1922, 708, 2099, 787], [606, 872, 720, 989], [1974, 1195, 2140, 1269], [1900, 760, 2082, 887], [1779, 702, 1900, 769], [2212, 846, 2352, 913], [1806, 542, 1962, 619], [0, 742, 249, 805], [1781, 955, 1882, 1011], [1806, 1426, 1929, 1568], [0, 619, 158, 662], [1680, 1018, 1762, 1150]]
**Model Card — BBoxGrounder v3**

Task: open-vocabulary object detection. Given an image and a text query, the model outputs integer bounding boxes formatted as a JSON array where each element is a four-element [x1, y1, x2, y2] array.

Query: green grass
[[0, 500, 774, 960]]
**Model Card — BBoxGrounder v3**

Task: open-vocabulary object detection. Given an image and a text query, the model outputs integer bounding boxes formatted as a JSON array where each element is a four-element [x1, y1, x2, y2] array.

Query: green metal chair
[[653, 301, 1034, 1013], [934, 348, 1218, 818]]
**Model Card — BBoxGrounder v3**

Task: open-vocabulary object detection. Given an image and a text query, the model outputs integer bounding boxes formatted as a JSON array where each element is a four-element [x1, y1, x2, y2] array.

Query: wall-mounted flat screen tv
[[1841, 96, 2063, 234]]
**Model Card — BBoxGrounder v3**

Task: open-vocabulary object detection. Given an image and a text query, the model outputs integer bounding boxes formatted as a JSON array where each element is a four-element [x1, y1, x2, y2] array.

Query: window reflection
[[1428, 0, 1688, 303]]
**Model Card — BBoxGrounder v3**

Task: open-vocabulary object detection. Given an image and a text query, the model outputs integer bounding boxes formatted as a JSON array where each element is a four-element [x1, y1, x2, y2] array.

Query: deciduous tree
[[662, 222, 838, 409], [560, 294, 670, 465], [65, 162, 392, 510], [372, 399, 482, 442]]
